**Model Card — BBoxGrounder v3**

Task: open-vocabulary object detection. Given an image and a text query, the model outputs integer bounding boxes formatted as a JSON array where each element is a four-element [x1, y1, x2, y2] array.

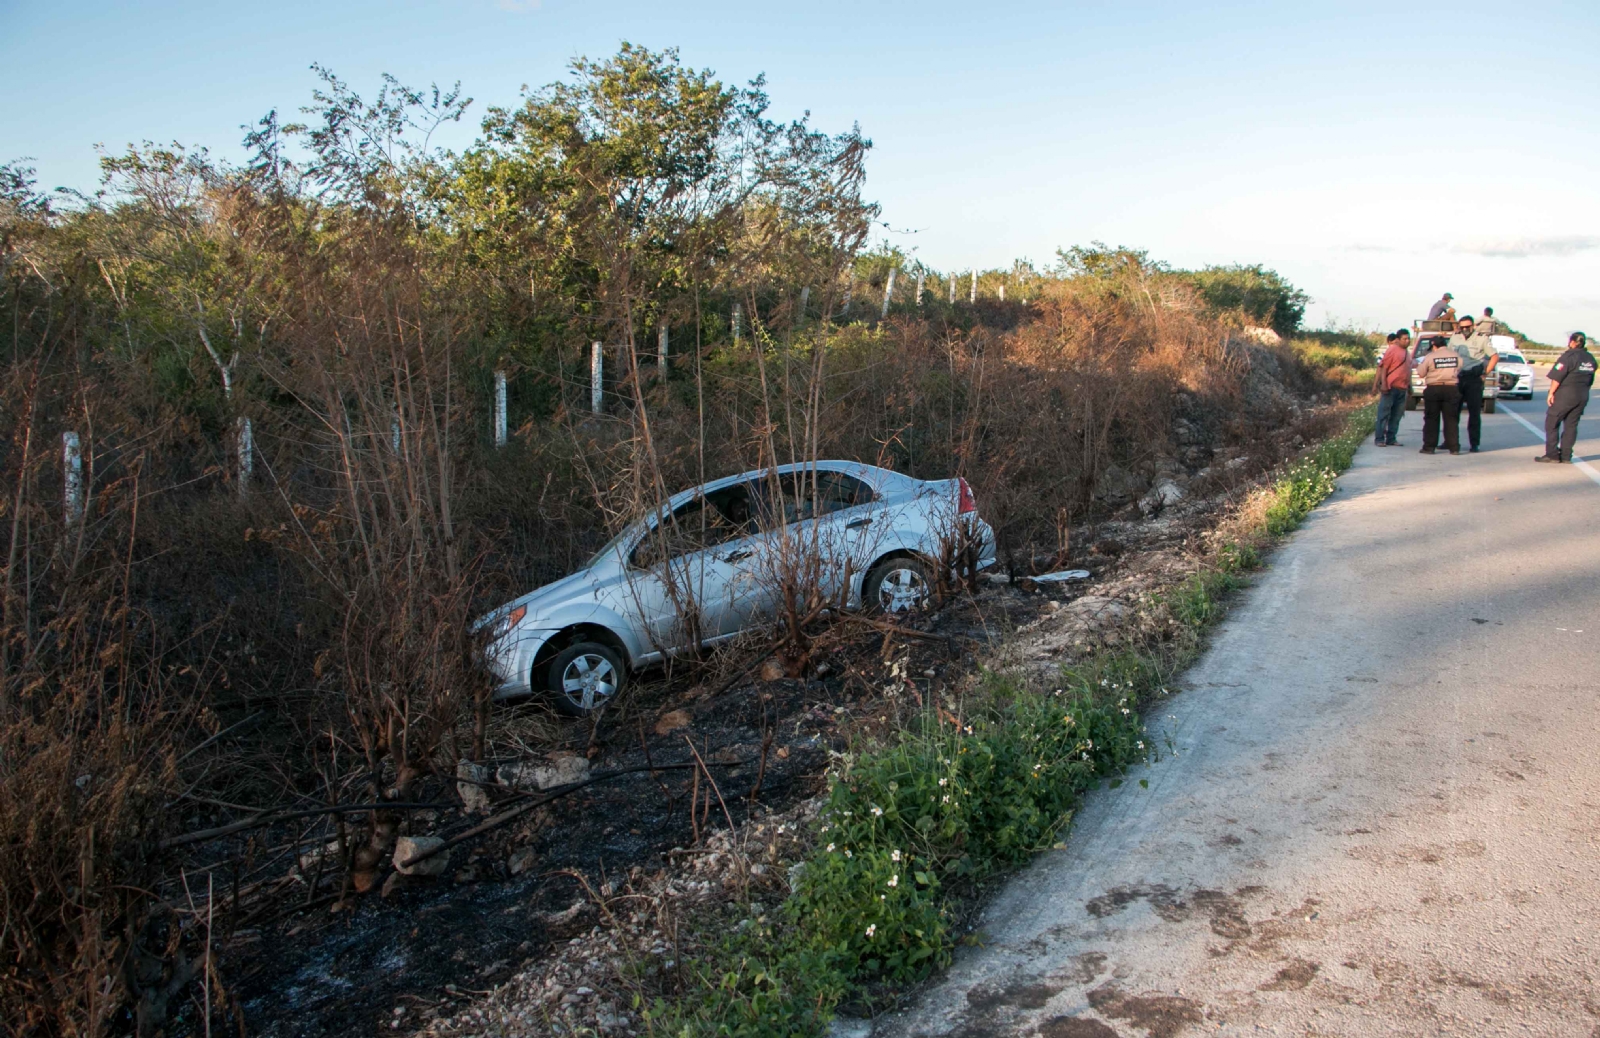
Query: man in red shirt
[[1373, 328, 1413, 446]]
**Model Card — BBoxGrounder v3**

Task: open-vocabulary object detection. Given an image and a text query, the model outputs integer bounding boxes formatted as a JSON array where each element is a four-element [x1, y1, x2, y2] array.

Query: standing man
[[1415, 335, 1463, 454], [1373, 329, 1412, 446], [1427, 292, 1456, 322], [1449, 315, 1499, 453], [1536, 331, 1596, 464]]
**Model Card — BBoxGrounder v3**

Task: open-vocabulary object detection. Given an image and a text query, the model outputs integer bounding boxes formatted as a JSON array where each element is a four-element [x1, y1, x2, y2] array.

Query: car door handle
[[845, 518, 873, 530], [722, 550, 753, 563]]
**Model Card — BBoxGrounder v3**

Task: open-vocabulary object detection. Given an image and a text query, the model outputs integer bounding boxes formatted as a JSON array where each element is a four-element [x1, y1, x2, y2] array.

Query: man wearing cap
[[1537, 331, 1596, 464], [1427, 293, 1456, 322], [1415, 335, 1463, 454], [1373, 329, 1412, 446], [1448, 315, 1499, 453]]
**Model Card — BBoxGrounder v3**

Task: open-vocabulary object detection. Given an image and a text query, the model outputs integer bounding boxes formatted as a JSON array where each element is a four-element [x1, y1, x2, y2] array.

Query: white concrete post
[[915, 271, 925, 306], [949, 274, 956, 304], [391, 409, 401, 454], [798, 286, 810, 320], [881, 267, 897, 319], [999, 283, 1006, 302], [590, 342, 604, 414], [732, 303, 743, 345], [62, 431, 82, 522], [493, 370, 508, 448], [970, 271, 977, 304], [841, 274, 854, 318], [658, 324, 669, 375], [236, 416, 253, 496]]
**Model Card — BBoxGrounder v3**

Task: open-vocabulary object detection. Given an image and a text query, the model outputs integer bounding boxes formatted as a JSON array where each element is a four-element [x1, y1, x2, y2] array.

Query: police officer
[[1536, 331, 1596, 464], [1415, 335, 1463, 454], [1449, 315, 1499, 453]]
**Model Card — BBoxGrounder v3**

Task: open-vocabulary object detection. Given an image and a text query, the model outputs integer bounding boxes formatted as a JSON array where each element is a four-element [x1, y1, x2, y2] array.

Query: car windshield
[[1501, 353, 1526, 364]]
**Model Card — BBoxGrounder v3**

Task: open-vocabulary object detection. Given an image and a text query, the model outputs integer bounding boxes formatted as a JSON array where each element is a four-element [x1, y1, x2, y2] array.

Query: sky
[[3, 0, 1598, 343]]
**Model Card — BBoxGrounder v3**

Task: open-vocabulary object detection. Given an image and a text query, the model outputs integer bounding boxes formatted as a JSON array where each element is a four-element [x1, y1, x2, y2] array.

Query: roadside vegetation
[[609, 406, 1375, 1037], [3, 43, 1368, 1037]]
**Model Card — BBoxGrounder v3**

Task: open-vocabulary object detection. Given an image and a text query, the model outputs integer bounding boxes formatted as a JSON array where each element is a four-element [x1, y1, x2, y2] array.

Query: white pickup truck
[[1405, 319, 1510, 413]]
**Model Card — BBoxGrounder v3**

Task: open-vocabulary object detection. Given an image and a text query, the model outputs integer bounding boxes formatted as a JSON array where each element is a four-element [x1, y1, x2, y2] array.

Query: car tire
[[545, 641, 626, 716], [1405, 396, 1418, 411], [1484, 398, 1497, 414], [864, 556, 934, 615]]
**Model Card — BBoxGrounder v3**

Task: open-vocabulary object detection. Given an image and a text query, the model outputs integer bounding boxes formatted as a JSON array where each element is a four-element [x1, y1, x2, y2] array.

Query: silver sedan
[[476, 461, 997, 714]]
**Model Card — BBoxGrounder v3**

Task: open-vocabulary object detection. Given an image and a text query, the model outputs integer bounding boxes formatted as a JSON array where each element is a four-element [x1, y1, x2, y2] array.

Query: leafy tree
[[1185, 263, 1308, 337]]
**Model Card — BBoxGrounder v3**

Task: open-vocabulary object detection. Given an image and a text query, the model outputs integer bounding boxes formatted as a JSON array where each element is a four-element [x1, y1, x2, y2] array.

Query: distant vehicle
[[1406, 319, 1502, 413], [1494, 348, 1535, 399], [474, 461, 997, 715]]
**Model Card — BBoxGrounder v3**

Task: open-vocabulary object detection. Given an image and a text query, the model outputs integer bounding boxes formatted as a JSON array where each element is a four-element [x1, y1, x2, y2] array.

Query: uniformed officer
[[1448, 315, 1499, 453], [1536, 331, 1596, 464], [1414, 335, 1463, 454]]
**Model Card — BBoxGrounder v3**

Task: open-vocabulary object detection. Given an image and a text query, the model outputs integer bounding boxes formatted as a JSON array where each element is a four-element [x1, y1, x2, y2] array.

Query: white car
[[1495, 349, 1535, 399], [476, 461, 998, 714]]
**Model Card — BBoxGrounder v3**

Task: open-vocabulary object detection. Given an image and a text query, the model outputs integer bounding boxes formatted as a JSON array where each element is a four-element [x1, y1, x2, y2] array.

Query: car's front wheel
[[864, 556, 933, 615], [546, 641, 625, 716]]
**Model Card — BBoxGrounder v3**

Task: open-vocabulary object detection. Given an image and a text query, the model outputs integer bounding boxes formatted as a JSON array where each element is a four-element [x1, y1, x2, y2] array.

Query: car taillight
[[957, 477, 977, 515]]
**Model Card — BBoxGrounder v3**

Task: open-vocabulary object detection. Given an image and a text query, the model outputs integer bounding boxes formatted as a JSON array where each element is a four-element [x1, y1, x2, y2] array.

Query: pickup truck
[[1405, 319, 1509, 413]]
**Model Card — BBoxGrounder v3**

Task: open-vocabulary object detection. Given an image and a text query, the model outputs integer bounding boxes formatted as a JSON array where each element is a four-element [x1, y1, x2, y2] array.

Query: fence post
[[881, 267, 897, 319], [236, 416, 253, 497], [391, 408, 401, 454], [62, 431, 82, 522], [841, 274, 854, 318], [915, 271, 925, 307], [970, 271, 977, 304], [658, 324, 669, 375], [798, 286, 810, 322], [999, 283, 1006, 302], [732, 303, 743, 346], [493, 369, 508, 447], [590, 342, 604, 414], [948, 274, 956, 304]]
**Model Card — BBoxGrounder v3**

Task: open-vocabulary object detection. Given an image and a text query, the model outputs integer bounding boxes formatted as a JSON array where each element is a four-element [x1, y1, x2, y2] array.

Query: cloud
[[1344, 243, 1397, 253], [1455, 236, 1600, 259]]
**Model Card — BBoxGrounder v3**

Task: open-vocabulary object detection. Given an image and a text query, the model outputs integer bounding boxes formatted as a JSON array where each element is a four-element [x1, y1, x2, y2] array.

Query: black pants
[[1422, 384, 1461, 452], [1545, 393, 1589, 461], [1459, 370, 1485, 449]]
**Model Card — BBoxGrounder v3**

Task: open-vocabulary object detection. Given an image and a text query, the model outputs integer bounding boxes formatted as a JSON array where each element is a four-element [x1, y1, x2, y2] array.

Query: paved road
[[877, 392, 1600, 1038]]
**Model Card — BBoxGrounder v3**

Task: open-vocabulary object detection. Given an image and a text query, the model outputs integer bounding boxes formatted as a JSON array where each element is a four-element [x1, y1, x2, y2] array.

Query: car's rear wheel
[[865, 556, 933, 615], [546, 641, 625, 716], [1405, 396, 1419, 411]]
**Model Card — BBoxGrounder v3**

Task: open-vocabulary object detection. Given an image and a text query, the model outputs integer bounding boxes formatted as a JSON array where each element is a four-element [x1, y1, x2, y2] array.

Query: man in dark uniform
[[1448, 315, 1498, 453], [1415, 336, 1463, 454], [1536, 331, 1596, 464]]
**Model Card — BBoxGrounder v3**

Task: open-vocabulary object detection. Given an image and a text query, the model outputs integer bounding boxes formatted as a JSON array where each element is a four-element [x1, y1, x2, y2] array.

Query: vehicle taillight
[[957, 477, 977, 515]]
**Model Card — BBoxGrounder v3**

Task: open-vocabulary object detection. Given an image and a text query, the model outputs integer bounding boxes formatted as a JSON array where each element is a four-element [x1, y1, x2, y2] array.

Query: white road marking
[[1498, 403, 1600, 488]]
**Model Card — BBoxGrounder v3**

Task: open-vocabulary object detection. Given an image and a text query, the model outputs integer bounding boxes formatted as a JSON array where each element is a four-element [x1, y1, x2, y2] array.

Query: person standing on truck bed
[[1537, 331, 1596, 464], [1449, 315, 1498, 453], [1373, 329, 1412, 446], [1416, 335, 1464, 454], [1427, 292, 1456, 322]]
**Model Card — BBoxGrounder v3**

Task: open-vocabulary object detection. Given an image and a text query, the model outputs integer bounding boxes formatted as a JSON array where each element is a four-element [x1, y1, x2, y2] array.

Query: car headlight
[[496, 605, 526, 637]]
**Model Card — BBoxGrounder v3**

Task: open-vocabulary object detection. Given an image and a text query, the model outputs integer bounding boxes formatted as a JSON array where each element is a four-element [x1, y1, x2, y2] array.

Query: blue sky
[[4, 0, 1597, 342]]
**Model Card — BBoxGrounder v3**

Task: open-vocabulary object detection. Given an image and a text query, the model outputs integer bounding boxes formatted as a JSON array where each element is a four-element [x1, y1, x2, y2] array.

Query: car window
[[1502, 353, 1525, 364], [750, 471, 877, 528], [629, 483, 757, 568]]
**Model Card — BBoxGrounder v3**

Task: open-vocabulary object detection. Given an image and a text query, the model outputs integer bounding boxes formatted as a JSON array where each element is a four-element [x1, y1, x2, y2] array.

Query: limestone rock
[[456, 760, 491, 814], [654, 709, 691, 735], [392, 835, 449, 877]]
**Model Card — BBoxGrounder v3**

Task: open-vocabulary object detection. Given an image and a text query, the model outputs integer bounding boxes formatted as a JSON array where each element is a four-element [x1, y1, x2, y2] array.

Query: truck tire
[[1484, 398, 1497, 414]]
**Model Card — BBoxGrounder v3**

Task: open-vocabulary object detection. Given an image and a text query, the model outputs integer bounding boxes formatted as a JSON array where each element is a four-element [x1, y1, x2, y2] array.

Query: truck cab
[[1406, 319, 1504, 413]]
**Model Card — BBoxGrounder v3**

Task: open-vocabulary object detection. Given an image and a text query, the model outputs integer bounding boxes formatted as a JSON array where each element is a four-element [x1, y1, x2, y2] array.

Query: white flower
[[891, 849, 902, 862], [845, 849, 853, 858], [1136, 741, 1145, 750], [942, 795, 951, 803], [865, 924, 876, 938], [1121, 708, 1130, 716], [938, 777, 948, 787], [870, 806, 883, 817], [887, 874, 899, 888], [826, 843, 835, 853]]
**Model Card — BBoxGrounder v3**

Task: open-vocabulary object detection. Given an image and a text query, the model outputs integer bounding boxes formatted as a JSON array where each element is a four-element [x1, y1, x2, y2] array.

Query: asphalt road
[[875, 388, 1600, 1038]]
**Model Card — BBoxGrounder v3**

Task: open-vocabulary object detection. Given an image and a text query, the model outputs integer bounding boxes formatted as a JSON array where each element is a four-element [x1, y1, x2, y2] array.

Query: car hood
[[475, 567, 607, 632]]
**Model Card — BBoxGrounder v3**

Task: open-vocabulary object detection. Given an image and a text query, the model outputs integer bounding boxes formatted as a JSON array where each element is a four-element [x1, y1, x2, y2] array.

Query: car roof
[[666, 460, 910, 509]]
